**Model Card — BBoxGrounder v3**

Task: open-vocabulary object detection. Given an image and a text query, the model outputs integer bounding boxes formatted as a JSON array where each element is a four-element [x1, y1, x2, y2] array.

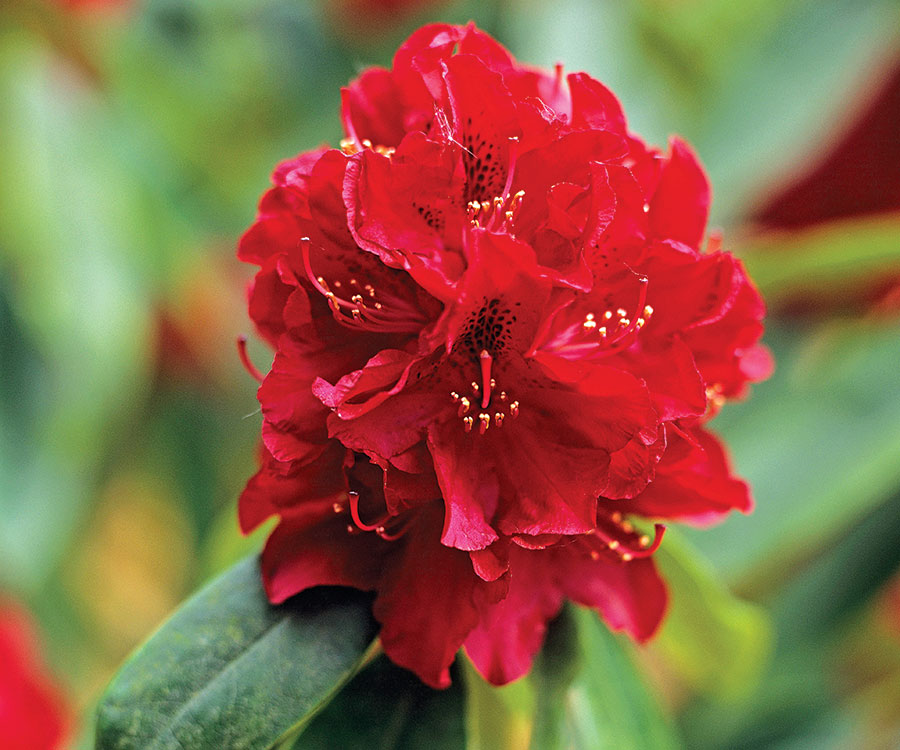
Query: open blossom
[[0, 601, 70, 750], [238, 23, 770, 688]]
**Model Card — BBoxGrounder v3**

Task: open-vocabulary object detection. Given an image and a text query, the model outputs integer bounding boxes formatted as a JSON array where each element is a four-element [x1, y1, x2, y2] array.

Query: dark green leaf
[[95, 556, 378, 750], [289, 654, 465, 750]]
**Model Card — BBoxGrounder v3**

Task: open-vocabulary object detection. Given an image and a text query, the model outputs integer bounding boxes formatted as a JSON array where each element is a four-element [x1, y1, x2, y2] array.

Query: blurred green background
[[1, 0, 899, 747]]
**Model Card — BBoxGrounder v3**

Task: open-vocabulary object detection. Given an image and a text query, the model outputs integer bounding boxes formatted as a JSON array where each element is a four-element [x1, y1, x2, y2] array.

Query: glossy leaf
[[95, 556, 378, 750]]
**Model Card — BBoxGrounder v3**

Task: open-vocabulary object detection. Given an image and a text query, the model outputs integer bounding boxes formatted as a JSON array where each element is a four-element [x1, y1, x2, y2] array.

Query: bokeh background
[[1, 0, 899, 747]]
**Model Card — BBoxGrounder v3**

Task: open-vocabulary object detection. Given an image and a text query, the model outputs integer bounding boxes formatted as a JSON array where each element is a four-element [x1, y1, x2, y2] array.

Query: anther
[[458, 397, 471, 416], [332, 502, 343, 514], [509, 401, 519, 417], [494, 412, 505, 427], [463, 416, 474, 432], [621, 552, 634, 562], [450, 391, 460, 401], [608, 540, 620, 551], [616, 308, 628, 318], [604, 310, 613, 320], [479, 413, 491, 434], [639, 535, 651, 548], [643, 305, 654, 317]]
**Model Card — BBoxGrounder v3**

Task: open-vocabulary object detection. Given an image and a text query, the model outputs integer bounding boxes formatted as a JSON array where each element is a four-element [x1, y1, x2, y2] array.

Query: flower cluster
[[238, 23, 770, 688]]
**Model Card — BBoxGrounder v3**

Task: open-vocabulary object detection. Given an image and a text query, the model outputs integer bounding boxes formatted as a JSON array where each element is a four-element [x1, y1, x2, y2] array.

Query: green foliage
[[95, 557, 379, 750], [289, 654, 466, 750]]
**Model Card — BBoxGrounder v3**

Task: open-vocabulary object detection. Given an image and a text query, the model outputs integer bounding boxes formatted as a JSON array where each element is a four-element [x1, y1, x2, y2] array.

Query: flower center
[[300, 237, 427, 333], [541, 276, 654, 359]]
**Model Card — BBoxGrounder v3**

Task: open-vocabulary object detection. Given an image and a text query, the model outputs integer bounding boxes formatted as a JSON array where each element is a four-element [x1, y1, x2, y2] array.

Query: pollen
[[466, 189, 525, 233]]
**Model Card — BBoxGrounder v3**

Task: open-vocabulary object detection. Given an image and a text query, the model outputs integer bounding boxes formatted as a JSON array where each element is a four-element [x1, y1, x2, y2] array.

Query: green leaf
[[558, 607, 681, 750], [95, 556, 379, 750], [289, 653, 465, 750], [463, 657, 535, 750], [740, 212, 900, 305], [652, 530, 773, 701], [478, 605, 681, 750], [684, 322, 900, 589]]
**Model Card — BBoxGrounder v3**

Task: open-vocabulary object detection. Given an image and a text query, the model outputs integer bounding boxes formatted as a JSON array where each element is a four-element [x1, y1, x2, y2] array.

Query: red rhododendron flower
[[0, 601, 70, 750], [238, 23, 770, 688]]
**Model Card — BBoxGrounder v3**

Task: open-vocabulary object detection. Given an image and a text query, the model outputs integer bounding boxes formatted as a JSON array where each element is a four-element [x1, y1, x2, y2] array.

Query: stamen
[[348, 491, 390, 532], [479, 413, 491, 434], [479, 350, 494, 408], [237, 336, 264, 383], [463, 416, 474, 432]]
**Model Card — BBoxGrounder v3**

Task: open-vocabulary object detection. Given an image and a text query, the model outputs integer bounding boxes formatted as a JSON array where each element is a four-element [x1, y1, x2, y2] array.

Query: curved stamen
[[300, 237, 427, 333], [237, 336, 264, 382], [348, 491, 391, 532]]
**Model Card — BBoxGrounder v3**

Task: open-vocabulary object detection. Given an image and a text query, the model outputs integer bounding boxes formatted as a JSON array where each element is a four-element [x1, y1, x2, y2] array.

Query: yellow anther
[[639, 535, 651, 548], [494, 412, 505, 427], [621, 552, 634, 562], [458, 397, 471, 416], [616, 308, 628, 318], [351, 308, 362, 320], [608, 540, 620, 551], [509, 401, 519, 417], [590, 550, 601, 560], [619, 318, 630, 328], [463, 416, 474, 432], [351, 294, 364, 305], [332, 502, 343, 514], [500, 391, 508, 402], [603, 310, 614, 320], [450, 391, 460, 401], [584, 318, 597, 330], [490, 378, 496, 389], [479, 413, 491, 434], [611, 512, 623, 523], [598, 326, 607, 337], [636, 318, 646, 328], [643, 305, 654, 317], [471, 382, 480, 393], [621, 521, 633, 534]]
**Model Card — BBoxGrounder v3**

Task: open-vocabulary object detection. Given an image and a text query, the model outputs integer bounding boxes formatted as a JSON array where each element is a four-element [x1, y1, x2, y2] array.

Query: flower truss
[[237, 23, 771, 689]]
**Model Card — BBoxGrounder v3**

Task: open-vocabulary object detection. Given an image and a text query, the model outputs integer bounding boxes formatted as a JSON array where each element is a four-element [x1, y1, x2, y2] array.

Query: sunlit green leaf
[[740, 212, 900, 305], [653, 530, 772, 701]]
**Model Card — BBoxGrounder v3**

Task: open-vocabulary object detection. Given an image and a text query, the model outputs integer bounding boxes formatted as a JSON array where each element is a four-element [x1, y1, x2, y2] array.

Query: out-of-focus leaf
[[288, 653, 465, 750], [684, 322, 900, 591], [529, 607, 581, 750], [463, 658, 535, 750], [653, 530, 772, 701], [512, 605, 680, 750], [95, 556, 378, 750], [0, 31, 153, 592], [740, 212, 900, 305], [561, 607, 681, 749]]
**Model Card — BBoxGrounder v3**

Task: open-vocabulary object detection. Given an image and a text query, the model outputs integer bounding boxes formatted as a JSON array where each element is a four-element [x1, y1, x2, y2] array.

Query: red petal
[[261, 502, 386, 604], [464, 546, 564, 685], [374, 504, 506, 689], [648, 137, 710, 250], [557, 550, 668, 642], [428, 421, 500, 551]]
